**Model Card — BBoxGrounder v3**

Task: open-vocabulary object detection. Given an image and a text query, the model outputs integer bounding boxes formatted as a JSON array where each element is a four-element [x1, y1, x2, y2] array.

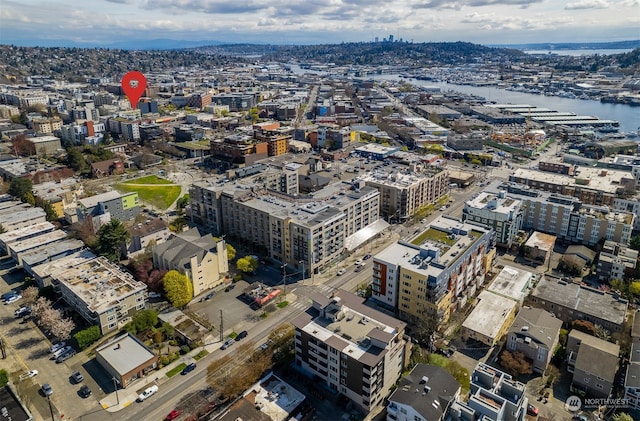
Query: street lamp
[[112, 377, 120, 406]]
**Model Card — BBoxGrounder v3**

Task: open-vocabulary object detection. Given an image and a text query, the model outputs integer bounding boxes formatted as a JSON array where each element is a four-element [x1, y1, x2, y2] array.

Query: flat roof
[[465, 191, 523, 215], [512, 167, 633, 194], [9, 230, 67, 255], [96, 333, 155, 376], [533, 277, 627, 326], [0, 221, 56, 247], [28, 135, 60, 143], [488, 266, 532, 302], [2, 207, 46, 226], [52, 256, 146, 315], [21, 239, 85, 267], [245, 373, 306, 421], [462, 291, 518, 340], [78, 190, 123, 209], [524, 231, 556, 252]]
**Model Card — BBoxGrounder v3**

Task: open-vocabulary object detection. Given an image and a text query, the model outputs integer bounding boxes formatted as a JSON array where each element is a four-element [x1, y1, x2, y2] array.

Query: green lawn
[[115, 184, 181, 210], [412, 227, 457, 246], [166, 363, 186, 378], [193, 350, 209, 361], [122, 175, 172, 185]]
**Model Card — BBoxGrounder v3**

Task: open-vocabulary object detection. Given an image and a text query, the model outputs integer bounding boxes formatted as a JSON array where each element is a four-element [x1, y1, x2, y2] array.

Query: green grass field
[[166, 363, 186, 378], [115, 184, 181, 210], [122, 175, 172, 185]]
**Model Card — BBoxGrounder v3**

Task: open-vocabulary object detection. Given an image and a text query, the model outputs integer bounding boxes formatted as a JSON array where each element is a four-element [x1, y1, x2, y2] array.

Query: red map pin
[[121, 71, 147, 110]]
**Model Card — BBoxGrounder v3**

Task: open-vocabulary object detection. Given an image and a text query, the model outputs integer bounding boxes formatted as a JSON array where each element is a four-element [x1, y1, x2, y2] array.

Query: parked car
[[148, 292, 162, 299], [1, 291, 18, 301], [181, 363, 196, 375], [137, 385, 159, 402], [41, 383, 53, 396], [236, 330, 248, 341], [354, 259, 363, 266], [79, 385, 92, 398], [527, 404, 539, 416], [221, 338, 235, 350], [572, 415, 587, 421], [52, 345, 72, 359], [49, 342, 66, 354], [354, 266, 365, 273], [204, 292, 215, 300], [259, 340, 272, 351], [71, 371, 84, 383], [363, 254, 372, 260], [337, 269, 346, 276], [19, 370, 38, 380], [4, 294, 21, 304], [15, 306, 31, 318], [56, 349, 76, 363], [165, 409, 181, 421], [225, 284, 235, 292]]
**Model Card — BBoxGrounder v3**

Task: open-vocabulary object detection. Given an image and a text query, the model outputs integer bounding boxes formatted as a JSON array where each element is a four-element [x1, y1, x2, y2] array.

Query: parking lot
[[0, 266, 103, 420]]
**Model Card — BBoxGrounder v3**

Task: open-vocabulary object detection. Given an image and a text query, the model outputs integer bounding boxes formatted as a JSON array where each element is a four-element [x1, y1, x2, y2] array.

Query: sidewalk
[[99, 293, 301, 412]]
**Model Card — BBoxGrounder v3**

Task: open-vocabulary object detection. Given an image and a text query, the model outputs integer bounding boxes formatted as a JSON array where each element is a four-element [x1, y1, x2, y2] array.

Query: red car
[[527, 404, 539, 416], [165, 409, 181, 421]]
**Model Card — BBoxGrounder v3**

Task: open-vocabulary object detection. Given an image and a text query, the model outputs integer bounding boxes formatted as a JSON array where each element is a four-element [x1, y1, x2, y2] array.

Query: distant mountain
[[0, 38, 225, 50], [492, 40, 640, 51]]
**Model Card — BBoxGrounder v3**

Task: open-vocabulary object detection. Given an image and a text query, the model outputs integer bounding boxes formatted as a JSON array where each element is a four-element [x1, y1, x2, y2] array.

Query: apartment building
[[51, 255, 147, 333], [152, 228, 229, 297], [596, 240, 639, 282], [490, 182, 634, 246], [371, 217, 493, 324], [461, 291, 518, 346], [190, 175, 381, 275], [292, 290, 408, 412], [510, 167, 635, 207], [448, 363, 528, 421], [463, 191, 524, 248], [77, 190, 140, 223], [567, 330, 619, 398], [358, 164, 449, 222], [31, 117, 63, 134], [28, 135, 62, 155], [210, 134, 268, 165], [505, 308, 562, 374], [529, 276, 627, 333]]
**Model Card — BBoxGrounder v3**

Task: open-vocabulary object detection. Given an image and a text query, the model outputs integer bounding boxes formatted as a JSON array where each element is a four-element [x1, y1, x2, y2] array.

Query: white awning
[[344, 219, 390, 252]]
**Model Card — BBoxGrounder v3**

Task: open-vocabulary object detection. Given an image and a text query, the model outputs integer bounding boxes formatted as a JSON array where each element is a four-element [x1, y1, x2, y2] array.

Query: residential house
[[506, 308, 562, 374], [566, 330, 619, 398]]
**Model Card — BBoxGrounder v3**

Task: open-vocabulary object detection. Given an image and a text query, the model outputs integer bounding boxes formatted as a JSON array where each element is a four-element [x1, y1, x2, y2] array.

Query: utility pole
[[219, 309, 223, 342]]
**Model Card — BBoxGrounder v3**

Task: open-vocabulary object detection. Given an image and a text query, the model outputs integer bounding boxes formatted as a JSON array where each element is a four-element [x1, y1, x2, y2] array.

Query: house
[[152, 228, 229, 297], [125, 218, 170, 258], [596, 240, 639, 282], [523, 231, 556, 265], [567, 330, 619, 398], [386, 364, 460, 421], [96, 333, 158, 389], [90, 159, 125, 178], [506, 308, 562, 374]]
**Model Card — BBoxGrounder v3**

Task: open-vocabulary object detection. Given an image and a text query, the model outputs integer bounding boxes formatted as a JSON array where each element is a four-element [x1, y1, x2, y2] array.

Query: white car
[[137, 385, 159, 402], [49, 342, 66, 354], [19, 370, 38, 380], [4, 294, 21, 304], [337, 269, 346, 276], [52, 345, 73, 359], [355, 259, 363, 266]]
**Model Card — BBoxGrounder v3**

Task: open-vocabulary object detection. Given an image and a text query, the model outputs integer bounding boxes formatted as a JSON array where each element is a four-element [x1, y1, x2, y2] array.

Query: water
[[524, 49, 633, 57], [374, 75, 640, 134], [287, 64, 640, 133]]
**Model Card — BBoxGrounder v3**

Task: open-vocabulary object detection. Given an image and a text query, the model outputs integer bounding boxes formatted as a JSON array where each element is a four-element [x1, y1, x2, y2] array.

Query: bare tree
[[31, 296, 52, 320]]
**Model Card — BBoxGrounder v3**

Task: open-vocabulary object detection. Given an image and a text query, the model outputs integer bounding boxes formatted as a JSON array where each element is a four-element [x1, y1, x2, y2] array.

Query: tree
[[176, 194, 190, 212], [630, 235, 640, 251], [66, 147, 88, 174], [236, 256, 258, 273], [163, 270, 193, 308], [226, 244, 236, 261], [499, 350, 532, 377], [629, 281, 640, 297], [0, 224, 5, 234], [21, 285, 39, 304], [127, 309, 159, 334], [97, 219, 130, 261], [612, 414, 634, 421], [35, 196, 58, 221], [8, 177, 33, 202], [50, 315, 75, 341], [74, 325, 101, 350], [571, 319, 596, 336], [0, 369, 8, 387]]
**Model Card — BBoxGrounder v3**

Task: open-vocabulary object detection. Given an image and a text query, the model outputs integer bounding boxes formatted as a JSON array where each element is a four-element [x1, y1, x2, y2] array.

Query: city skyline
[[1, 0, 639, 48]]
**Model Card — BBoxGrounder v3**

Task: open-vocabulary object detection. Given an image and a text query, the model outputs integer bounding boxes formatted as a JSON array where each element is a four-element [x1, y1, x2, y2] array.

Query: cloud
[[104, 0, 135, 4], [565, 0, 610, 9], [414, 0, 543, 9]]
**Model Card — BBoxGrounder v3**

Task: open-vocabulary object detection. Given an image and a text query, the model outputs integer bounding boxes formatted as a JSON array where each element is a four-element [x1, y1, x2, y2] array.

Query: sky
[[1, 0, 639, 47]]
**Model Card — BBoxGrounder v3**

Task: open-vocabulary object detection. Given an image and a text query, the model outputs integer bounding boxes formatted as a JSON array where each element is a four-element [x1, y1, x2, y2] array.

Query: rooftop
[[77, 190, 123, 209], [462, 291, 518, 340], [512, 167, 633, 194], [507, 308, 562, 351], [9, 230, 67, 255], [246, 372, 306, 421], [52, 256, 146, 315], [465, 191, 522, 215], [524, 231, 556, 252], [532, 277, 627, 327], [570, 330, 619, 382], [0, 221, 56, 246], [488, 266, 532, 302], [96, 333, 156, 376]]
